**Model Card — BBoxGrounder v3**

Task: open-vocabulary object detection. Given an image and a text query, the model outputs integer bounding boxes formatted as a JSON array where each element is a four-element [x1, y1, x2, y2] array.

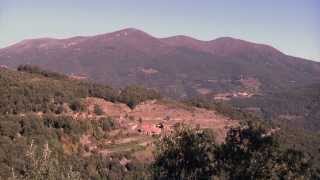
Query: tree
[[17, 64, 66, 79], [119, 85, 161, 109], [215, 121, 279, 179], [215, 121, 317, 179], [94, 105, 104, 115], [276, 149, 316, 179], [10, 141, 81, 180], [69, 100, 85, 112], [153, 121, 319, 180], [152, 124, 217, 180]]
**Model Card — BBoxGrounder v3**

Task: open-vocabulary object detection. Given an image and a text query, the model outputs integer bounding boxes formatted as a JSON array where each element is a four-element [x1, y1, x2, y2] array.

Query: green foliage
[[69, 100, 85, 112], [275, 121, 320, 170], [152, 124, 216, 179], [100, 117, 117, 131], [276, 149, 316, 179], [0, 68, 120, 115], [0, 68, 85, 114], [17, 64, 67, 79], [0, 114, 143, 179], [11, 141, 82, 180], [231, 83, 320, 131], [119, 85, 161, 109], [43, 114, 84, 137], [215, 121, 318, 179], [0, 67, 161, 115], [153, 121, 319, 180], [185, 96, 263, 123], [186, 95, 320, 171], [93, 105, 104, 115], [184, 96, 216, 110], [215, 121, 279, 179], [87, 83, 118, 102], [0, 65, 319, 179]]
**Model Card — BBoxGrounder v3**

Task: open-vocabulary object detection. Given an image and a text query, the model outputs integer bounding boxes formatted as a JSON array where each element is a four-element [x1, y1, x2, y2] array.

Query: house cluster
[[0, 65, 8, 69], [137, 122, 172, 136], [214, 91, 253, 101]]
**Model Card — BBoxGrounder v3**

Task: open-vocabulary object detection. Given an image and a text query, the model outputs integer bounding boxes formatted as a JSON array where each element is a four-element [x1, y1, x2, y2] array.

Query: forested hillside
[[0, 66, 162, 179], [231, 84, 320, 131], [0, 66, 319, 179]]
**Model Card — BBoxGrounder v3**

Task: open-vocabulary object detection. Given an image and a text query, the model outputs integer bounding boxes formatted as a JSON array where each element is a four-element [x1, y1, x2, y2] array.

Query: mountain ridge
[[0, 28, 319, 98], [0, 28, 292, 59]]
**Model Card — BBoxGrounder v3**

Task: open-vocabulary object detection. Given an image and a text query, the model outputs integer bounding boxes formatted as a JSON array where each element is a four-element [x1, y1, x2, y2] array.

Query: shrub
[[69, 100, 85, 112], [185, 96, 262, 123], [87, 83, 118, 102], [43, 115, 83, 136], [93, 105, 104, 115], [10, 141, 82, 180], [184, 96, 215, 110], [17, 64, 42, 74], [119, 85, 161, 109], [152, 124, 216, 179], [55, 105, 65, 114], [17, 64, 66, 79], [101, 117, 116, 131]]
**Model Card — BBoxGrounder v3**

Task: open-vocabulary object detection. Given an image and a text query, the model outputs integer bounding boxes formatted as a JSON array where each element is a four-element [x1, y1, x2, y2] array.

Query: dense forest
[[0, 65, 162, 115], [0, 66, 319, 179], [231, 84, 320, 131], [0, 65, 161, 179]]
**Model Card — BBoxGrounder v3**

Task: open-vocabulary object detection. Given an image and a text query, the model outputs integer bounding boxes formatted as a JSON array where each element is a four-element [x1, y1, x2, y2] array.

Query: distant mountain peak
[[0, 28, 285, 56], [101, 28, 154, 38], [160, 35, 204, 50], [0, 28, 305, 60], [208, 36, 283, 56], [0, 28, 319, 101], [162, 35, 201, 41], [118, 27, 145, 33]]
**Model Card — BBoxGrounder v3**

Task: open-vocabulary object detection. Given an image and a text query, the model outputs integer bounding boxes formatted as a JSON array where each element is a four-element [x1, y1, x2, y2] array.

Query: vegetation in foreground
[[185, 96, 320, 170], [0, 65, 319, 179], [3, 118, 319, 179], [153, 122, 319, 180]]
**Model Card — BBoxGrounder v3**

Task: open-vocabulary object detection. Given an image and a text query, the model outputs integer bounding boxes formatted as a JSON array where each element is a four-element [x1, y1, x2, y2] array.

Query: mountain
[[0, 28, 320, 98]]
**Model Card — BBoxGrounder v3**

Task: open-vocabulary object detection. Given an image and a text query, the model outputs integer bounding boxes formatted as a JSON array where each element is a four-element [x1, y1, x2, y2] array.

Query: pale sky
[[0, 0, 319, 61]]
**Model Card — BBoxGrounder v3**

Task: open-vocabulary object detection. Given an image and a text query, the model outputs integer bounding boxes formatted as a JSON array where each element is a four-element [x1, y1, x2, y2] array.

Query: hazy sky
[[0, 0, 319, 61]]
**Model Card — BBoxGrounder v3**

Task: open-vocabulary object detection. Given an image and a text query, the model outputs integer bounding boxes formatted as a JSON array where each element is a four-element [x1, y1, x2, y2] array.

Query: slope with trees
[[0, 66, 319, 179]]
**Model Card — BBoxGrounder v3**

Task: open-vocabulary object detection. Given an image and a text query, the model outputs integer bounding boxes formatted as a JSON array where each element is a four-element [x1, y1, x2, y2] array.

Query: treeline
[[230, 84, 320, 131], [184, 96, 263, 123], [183, 96, 320, 170], [17, 64, 67, 79], [0, 65, 161, 115]]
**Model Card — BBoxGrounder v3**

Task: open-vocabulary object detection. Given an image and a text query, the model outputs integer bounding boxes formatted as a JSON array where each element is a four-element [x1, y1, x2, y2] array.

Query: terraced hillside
[[0, 66, 237, 179]]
